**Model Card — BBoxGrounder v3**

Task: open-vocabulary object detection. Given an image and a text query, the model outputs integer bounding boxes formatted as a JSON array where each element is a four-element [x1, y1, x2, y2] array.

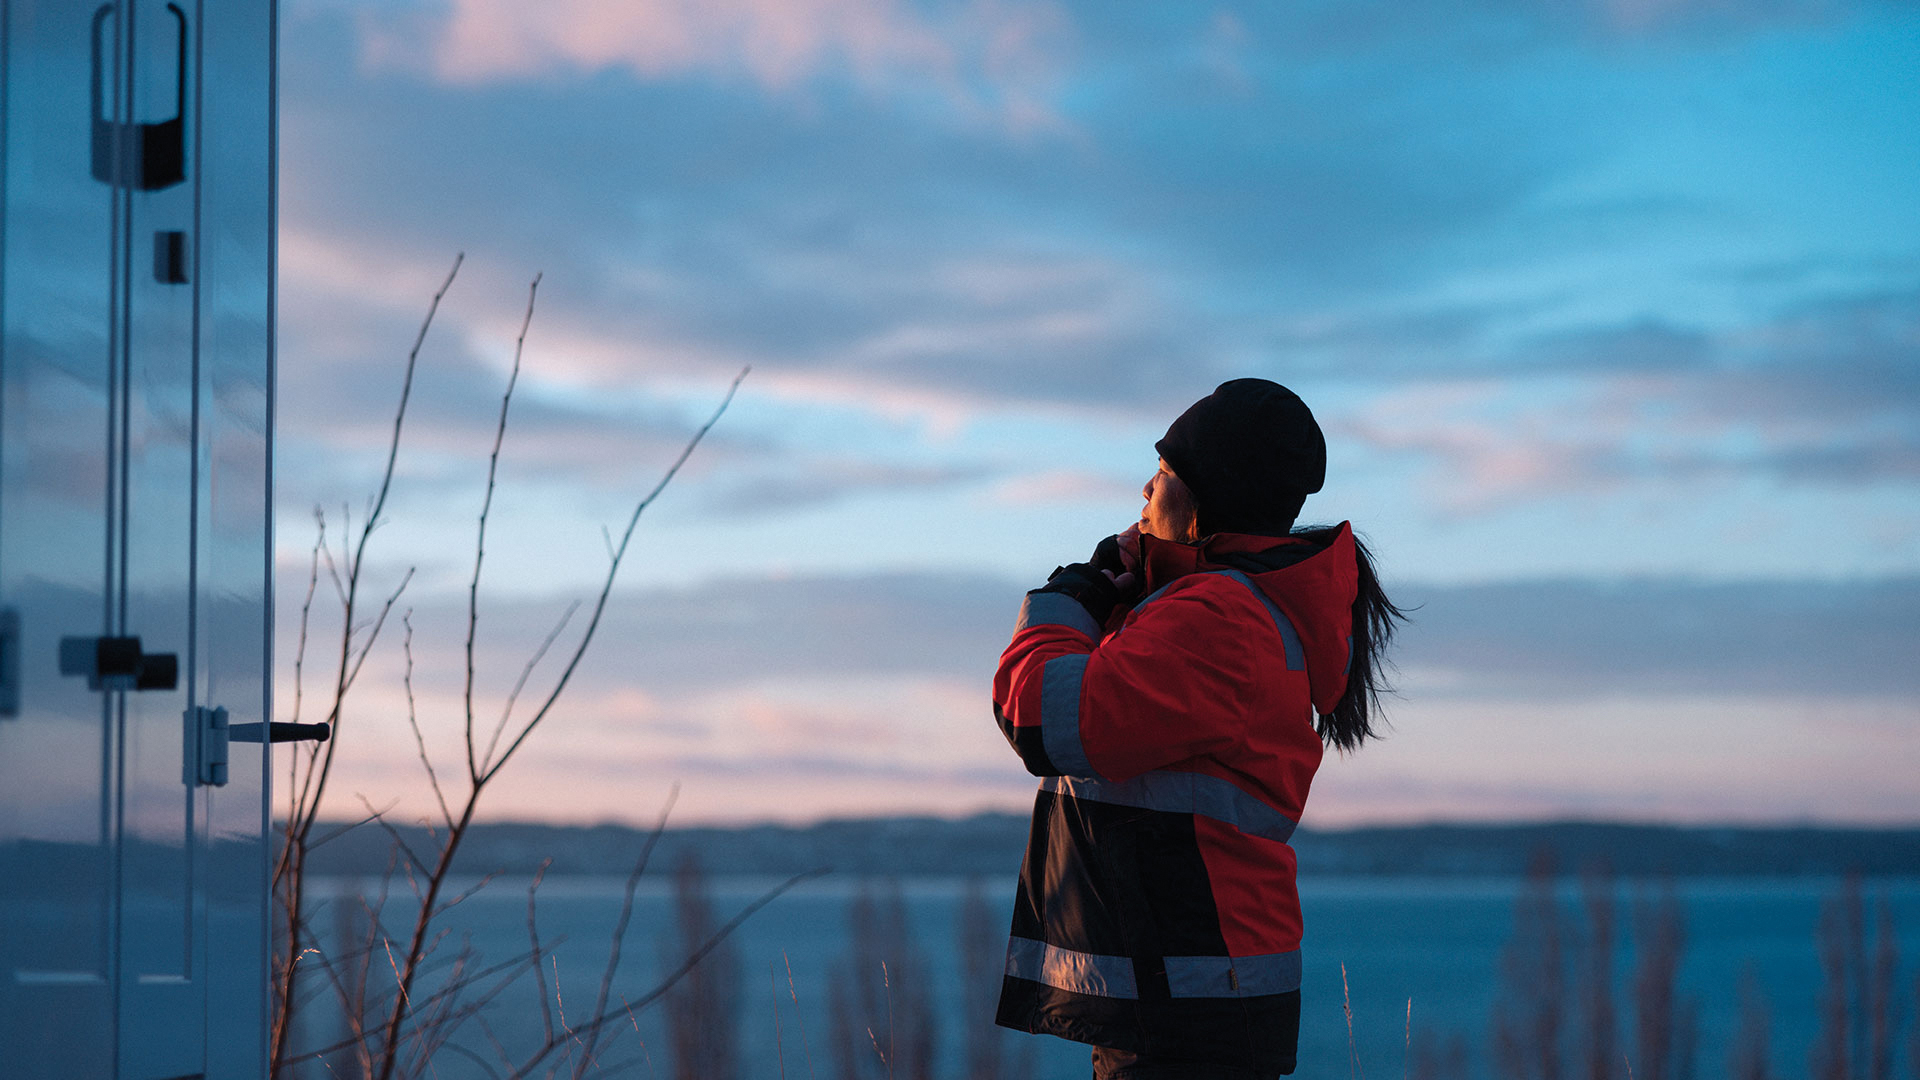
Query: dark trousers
[[1092, 1046, 1274, 1080]]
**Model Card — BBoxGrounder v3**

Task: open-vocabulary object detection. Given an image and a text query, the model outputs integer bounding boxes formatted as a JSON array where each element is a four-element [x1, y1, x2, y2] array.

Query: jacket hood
[[1135, 523, 1359, 716]]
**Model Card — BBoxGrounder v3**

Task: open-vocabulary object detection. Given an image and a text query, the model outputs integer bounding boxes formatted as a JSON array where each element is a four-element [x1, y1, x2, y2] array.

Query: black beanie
[[1154, 378, 1325, 538]]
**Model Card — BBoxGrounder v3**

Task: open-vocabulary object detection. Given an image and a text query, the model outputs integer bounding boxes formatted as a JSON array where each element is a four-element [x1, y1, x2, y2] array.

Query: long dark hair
[[1292, 524, 1407, 753]]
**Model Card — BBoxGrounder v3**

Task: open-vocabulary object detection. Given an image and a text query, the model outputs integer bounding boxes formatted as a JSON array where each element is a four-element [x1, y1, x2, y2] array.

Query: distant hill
[[298, 815, 1920, 879]]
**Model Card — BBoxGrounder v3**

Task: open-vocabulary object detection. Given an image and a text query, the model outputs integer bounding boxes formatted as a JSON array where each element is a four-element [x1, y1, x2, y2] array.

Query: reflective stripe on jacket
[[991, 523, 1360, 1075]]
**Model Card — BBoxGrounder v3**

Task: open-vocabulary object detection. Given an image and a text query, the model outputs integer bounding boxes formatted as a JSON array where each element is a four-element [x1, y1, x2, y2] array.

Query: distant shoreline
[[292, 815, 1920, 880]]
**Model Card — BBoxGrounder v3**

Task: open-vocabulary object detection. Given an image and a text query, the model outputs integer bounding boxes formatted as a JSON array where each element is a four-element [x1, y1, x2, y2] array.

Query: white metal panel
[[0, 1, 124, 1074]]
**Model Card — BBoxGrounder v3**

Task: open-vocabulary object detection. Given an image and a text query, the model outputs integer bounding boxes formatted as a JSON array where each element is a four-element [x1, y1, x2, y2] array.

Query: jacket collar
[[1136, 530, 1313, 596], [1132, 524, 1360, 717]]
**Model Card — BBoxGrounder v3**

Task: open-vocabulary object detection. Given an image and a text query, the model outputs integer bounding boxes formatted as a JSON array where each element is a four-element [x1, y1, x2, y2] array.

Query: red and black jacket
[[991, 524, 1361, 1074]]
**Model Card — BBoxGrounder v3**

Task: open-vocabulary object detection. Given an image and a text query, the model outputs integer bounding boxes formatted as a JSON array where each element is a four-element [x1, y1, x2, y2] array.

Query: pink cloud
[[365, 0, 1072, 130]]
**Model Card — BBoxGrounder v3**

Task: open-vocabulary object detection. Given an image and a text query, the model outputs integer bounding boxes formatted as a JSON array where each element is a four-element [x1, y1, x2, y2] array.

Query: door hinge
[[184, 705, 229, 787]]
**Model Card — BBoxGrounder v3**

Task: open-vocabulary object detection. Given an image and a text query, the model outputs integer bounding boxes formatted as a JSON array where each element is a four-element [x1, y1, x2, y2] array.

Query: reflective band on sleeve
[[1005, 937, 1138, 999], [1043, 771, 1297, 844], [1039, 654, 1095, 777], [1165, 950, 1302, 997], [1015, 591, 1103, 640], [1211, 570, 1304, 671]]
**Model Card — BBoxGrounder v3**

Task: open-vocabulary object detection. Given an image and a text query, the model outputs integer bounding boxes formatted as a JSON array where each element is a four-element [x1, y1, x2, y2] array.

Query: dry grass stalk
[[831, 881, 935, 1080], [1727, 967, 1772, 1080], [1410, 1028, 1469, 1080], [663, 853, 741, 1080], [1580, 866, 1618, 1080], [1812, 875, 1903, 1080], [958, 879, 1004, 1080], [1494, 852, 1567, 1080], [1868, 897, 1900, 1080], [782, 952, 818, 1080], [1343, 961, 1366, 1080], [1630, 884, 1694, 1080]]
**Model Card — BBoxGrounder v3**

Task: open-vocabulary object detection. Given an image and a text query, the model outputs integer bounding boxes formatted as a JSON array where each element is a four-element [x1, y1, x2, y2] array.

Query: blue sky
[[275, 0, 1920, 826]]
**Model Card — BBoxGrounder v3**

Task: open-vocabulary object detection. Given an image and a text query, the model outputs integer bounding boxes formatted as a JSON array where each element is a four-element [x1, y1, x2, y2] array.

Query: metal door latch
[[184, 705, 228, 787], [58, 635, 178, 691], [228, 721, 330, 744]]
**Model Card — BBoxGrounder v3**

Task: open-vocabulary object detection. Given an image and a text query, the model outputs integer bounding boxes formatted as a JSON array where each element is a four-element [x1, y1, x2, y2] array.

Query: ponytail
[[1292, 525, 1407, 753]]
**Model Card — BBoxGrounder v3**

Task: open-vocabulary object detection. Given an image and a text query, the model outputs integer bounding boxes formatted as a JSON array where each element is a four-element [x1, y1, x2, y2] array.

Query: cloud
[[284, 569, 1920, 722], [697, 460, 991, 517], [1391, 576, 1920, 698], [358, 0, 1073, 132], [1338, 287, 1920, 511], [279, 0, 1920, 434], [988, 469, 1141, 507], [274, 567, 1920, 825]]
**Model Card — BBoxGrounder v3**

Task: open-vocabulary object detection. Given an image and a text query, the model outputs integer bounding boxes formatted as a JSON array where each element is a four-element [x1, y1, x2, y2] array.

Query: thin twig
[[342, 567, 415, 698], [485, 367, 748, 782], [575, 786, 679, 1077], [355, 794, 431, 879], [483, 600, 580, 774], [529, 859, 556, 1045], [506, 868, 823, 1080], [402, 612, 453, 830], [306, 801, 400, 855], [373, 369, 744, 1080], [318, 510, 348, 607], [292, 249, 459, 848], [467, 273, 541, 782], [440, 1042, 505, 1080], [434, 870, 504, 919]]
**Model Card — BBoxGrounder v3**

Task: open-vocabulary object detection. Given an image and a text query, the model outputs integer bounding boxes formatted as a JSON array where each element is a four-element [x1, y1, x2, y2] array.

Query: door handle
[[228, 722, 331, 744], [58, 635, 178, 691], [89, 2, 188, 191]]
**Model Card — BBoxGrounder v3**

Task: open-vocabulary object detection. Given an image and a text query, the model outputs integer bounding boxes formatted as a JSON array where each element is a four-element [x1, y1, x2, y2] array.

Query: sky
[[274, 0, 1920, 828]]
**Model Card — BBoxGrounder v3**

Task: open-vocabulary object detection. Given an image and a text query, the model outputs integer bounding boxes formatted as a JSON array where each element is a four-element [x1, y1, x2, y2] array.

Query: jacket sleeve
[[992, 576, 1267, 781]]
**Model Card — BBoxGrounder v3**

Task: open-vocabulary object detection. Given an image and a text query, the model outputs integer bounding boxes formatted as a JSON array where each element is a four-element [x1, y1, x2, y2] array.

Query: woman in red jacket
[[992, 379, 1404, 1079]]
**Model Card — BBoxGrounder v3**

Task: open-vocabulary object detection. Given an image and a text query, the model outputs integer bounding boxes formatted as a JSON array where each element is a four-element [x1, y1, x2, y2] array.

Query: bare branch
[[468, 273, 542, 782], [355, 794, 431, 880], [440, 1042, 506, 1080], [434, 869, 503, 919], [370, 252, 461, 547], [508, 867, 823, 1080], [317, 509, 348, 608], [342, 567, 415, 698], [289, 517, 324, 731], [309, 802, 400, 852], [483, 600, 580, 776], [486, 367, 748, 782], [275, 517, 327, 894], [294, 251, 461, 844], [478, 1016, 516, 1076], [401, 613, 453, 830], [576, 786, 679, 1075], [528, 859, 556, 1046]]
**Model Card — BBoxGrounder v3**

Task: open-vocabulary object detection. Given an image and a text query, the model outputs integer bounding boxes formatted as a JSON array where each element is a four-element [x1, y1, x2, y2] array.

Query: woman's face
[[1140, 459, 1199, 543]]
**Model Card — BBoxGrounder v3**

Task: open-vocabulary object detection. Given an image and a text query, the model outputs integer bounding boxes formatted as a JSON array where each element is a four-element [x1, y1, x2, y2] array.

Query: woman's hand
[[1091, 524, 1143, 598]]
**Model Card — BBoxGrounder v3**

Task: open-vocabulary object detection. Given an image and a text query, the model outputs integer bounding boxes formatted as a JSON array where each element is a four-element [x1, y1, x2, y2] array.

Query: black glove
[[1031, 562, 1121, 627], [1089, 534, 1127, 577]]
